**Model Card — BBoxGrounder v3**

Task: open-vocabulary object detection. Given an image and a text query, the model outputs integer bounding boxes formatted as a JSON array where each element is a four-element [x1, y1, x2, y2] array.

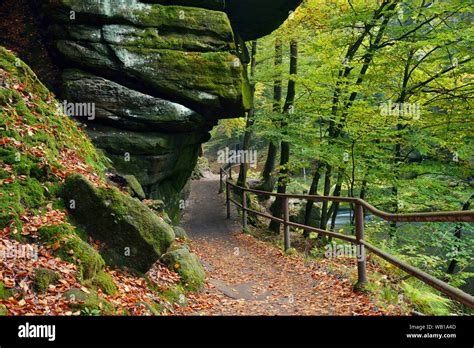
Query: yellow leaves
[[80, 287, 90, 294]]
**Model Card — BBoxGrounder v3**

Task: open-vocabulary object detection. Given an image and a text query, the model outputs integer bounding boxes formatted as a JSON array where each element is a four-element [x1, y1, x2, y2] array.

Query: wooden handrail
[[219, 166, 474, 309]]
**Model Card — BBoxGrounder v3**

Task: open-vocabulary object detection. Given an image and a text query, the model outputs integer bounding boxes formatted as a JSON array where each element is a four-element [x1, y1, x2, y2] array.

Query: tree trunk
[[269, 39, 298, 233], [303, 161, 323, 237], [238, 41, 258, 187], [447, 195, 472, 274], [328, 168, 345, 231], [319, 165, 332, 231], [259, 38, 283, 194]]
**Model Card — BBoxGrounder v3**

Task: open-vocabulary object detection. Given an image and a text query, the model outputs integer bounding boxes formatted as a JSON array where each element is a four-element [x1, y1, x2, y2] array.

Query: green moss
[[0, 304, 8, 316], [0, 47, 110, 236], [62, 174, 175, 273], [135, 301, 164, 315], [33, 268, 60, 294], [124, 175, 146, 200], [38, 224, 105, 280], [0, 281, 13, 300], [63, 288, 114, 315], [159, 284, 187, 307], [56, 1, 234, 41], [83, 270, 118, 295], [59, 235, 105, 280], [161, 246, 206, 291], [173, 226, 188, 240], [101, 24, 232, 52]]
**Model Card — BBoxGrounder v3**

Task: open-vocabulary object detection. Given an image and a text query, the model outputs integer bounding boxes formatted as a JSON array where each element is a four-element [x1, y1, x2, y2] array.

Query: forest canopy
[[207, 0, 473, 314]]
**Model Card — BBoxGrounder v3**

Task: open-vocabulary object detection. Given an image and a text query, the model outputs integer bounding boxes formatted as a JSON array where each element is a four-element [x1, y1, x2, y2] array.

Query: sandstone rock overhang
[[41, 0, 300, 218], [225, 0, 303, 41], [148, 0, 303, 41]]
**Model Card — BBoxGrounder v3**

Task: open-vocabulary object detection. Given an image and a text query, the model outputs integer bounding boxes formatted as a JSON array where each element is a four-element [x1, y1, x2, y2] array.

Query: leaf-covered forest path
[[178, 176, 400, 316]]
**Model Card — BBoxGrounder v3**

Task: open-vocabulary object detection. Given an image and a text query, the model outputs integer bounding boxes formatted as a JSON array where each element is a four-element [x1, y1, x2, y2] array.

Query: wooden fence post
[[283, 197, 290, 252], [226, 181, 231, 219], [242, 189, 247, 230], [355, 203, 367, 289], [219, 169, 223, 194]]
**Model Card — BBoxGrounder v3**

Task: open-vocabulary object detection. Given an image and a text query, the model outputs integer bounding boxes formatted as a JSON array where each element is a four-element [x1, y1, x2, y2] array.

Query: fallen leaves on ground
[[175, 233, 405, 316], [0, 236, 186, 316]]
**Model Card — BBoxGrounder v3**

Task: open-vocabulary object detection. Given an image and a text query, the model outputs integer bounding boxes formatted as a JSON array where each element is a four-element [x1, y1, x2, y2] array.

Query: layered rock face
[[42, 0, 251, 220], [42, 0, 300, 220]]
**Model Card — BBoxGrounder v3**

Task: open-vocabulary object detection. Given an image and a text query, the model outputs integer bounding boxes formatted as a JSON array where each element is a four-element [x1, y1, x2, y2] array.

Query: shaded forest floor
[[178, 176, 405, 316]]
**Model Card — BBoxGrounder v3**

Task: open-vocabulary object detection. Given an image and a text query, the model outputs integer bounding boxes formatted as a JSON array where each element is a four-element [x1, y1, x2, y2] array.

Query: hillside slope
[[0, 47, 204, 316]]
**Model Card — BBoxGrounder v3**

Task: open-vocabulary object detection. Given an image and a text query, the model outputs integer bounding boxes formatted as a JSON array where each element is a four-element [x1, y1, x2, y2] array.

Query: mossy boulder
[[33, 268, 60, 294], [124, 175, 146, 200], [38, 224, 105, 280], [173, 226, 188, 240], [0, 281, 13, 300], [290, 205, 322, 228], [159, 285, 188, 307], [135, 301, 164, 315], [83, 270, 118, 295], [161, 246, 206, 290], [0, 304, 8, 316], [62, 174, 175, 272], [63, 288, 114, 315]]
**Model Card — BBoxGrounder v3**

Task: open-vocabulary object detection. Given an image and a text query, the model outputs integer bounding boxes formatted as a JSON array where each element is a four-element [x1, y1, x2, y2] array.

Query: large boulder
[[41, 0, 296, 220], [62, 174, 175, 272], [46, 0, 250, 118]]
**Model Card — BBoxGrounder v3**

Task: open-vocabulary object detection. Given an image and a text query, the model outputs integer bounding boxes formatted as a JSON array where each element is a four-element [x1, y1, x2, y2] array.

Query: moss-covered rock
[[161, 246, 206, 290], [38, 224, 105, 280], [173, 226, 188, 240], [63, 288, 114, 315], [124, 175, 146, 200], [0, 304, 8, 316], [83, 270, 118, 295], [62, 174, 175, 272], [135, 301, 164, 315], [0, 281, 13, 300], [0, 47, 108, 234], [33, 268, 60, 294], [52, 1, 234, 42], [159, 285, 188, 307]]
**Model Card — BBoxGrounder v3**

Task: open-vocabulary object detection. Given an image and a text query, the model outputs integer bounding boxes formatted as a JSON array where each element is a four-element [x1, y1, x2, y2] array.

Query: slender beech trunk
[[328, 168, 345, 232], [269, 39, 298, 233], [319, 165, 333, 231], [303, 161, 323, 237], [447, 195, 472, 274], [259, 38, 283, 194]]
